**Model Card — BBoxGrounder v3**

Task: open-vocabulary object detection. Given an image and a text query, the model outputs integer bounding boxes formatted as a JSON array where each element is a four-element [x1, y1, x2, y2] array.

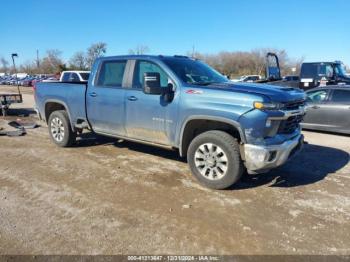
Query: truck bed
[[35, 82, 87, 124]]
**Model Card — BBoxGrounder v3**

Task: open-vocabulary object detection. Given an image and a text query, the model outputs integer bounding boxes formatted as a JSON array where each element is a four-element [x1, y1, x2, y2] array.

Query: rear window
[[62, 73, 70, 82], [301, 63, 334, 79], [330, 89, 350, 103], [96, 60, 126, 87], [300, 64, 318, 78]]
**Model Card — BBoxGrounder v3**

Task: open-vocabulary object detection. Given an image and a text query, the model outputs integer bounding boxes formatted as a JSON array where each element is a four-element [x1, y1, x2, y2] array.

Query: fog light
[[245, 147, 269, 162]]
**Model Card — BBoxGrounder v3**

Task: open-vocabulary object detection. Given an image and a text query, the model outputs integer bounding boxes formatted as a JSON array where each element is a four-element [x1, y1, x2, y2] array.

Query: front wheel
[[48, 110, 76, 147], [187, 130, 244, 189]]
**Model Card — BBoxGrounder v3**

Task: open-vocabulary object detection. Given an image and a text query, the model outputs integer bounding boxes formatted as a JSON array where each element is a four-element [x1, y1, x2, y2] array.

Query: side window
[[71, 73, 80, 82], [306, 90, 329, 103], [96, 60, 127, 87], [330, 90, 350, 104], [62, 73, 70, 82], [133, 61, 169, 89]]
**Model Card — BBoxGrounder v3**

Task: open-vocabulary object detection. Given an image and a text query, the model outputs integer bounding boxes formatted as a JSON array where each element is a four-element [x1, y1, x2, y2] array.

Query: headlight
[[254, 101, 282, 110]]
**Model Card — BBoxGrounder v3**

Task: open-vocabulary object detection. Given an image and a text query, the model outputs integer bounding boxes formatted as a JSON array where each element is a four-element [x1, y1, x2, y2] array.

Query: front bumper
[[243, 134, 304, 172]]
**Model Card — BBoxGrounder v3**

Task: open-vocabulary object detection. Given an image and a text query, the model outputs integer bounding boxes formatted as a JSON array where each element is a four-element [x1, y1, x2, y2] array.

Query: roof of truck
[[302, 61, 342, 65], [96, 55, 193, 61]]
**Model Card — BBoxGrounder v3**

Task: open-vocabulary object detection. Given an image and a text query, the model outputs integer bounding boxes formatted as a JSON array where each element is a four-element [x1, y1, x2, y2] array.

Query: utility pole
[[11, 53, 20, 95], [36, 49, 40, 69], [192, 45, 195, 58]]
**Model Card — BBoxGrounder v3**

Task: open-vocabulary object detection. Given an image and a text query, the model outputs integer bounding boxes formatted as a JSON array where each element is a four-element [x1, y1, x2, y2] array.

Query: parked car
[[60, 71, 90, 82], [35, 55, 306, 189], [299, 62, 350, 90], [231, 75, 262, 82], [302, 86, 350, 134]]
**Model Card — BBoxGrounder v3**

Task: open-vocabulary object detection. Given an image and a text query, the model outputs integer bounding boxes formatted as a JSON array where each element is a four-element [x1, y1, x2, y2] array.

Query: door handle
[[127, 96, 138, 101], [311, 105, 320, 109], [89, 92, 97, 97]]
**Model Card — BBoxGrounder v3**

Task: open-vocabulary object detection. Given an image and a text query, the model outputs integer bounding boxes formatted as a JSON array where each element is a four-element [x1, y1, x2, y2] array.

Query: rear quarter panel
[[35, 82, 87, 125]]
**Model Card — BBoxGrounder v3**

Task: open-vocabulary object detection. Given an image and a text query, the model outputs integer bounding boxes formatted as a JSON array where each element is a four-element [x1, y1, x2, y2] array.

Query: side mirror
[[143, 72, 162, 95]]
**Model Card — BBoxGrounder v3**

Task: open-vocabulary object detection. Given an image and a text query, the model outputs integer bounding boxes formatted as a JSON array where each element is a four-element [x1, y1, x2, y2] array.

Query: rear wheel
[[187, 130, 244, 189], [48, 110, 76, 147]]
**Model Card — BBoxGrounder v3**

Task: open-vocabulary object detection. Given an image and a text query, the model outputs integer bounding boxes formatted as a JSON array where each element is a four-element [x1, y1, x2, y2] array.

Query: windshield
[[162, 58, 229, 85], [80, 73, 90, 81]]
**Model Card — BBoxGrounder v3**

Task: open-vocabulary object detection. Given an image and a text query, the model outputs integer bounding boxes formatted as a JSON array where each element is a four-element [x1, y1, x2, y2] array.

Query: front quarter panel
[[176, 86, 264, 146]]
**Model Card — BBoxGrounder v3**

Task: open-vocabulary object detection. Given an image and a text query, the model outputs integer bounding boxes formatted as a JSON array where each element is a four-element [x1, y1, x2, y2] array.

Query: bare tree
[[86, 42, 107, 69], [40, 49, 65, 74], [19, 60, 38, 74], [191, 48, 304, 79], [69, 51, 87, 70], [128, 45, 150, 55], [0, 57, 9, 73]]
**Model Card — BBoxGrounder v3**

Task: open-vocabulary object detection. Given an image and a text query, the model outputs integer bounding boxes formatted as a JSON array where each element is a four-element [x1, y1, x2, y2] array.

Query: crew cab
[[35, 55, 306, 189]]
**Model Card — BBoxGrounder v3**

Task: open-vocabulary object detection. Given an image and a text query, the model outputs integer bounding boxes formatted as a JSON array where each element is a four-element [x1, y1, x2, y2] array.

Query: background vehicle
[[302, 86, 350, 134], [35, 55, 305, 189], [299, 62, 350, 90], [257, 53, 300, 88], [60, 71, 90, 82], [231, 75, 261, 82], [283, 75, 299, 82]]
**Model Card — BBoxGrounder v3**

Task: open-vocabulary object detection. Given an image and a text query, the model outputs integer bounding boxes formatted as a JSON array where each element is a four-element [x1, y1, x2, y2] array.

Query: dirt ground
[[0, 85, 349, 255]]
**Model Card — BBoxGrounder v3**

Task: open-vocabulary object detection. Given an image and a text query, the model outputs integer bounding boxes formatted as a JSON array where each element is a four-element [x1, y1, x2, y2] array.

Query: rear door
[[302, 89, 331, 130], [86, 59, 128, 136], [324, 89, 350, 133]]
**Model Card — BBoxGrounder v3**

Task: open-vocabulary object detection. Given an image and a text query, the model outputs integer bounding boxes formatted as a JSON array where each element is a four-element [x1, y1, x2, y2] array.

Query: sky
[[0, 0, 349, 66]]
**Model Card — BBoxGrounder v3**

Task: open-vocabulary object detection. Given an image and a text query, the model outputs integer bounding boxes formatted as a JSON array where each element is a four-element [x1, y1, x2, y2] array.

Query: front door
[[86, 59, 127, 136], [324, 89, 350, 133], [303, 89, 330, 131], [125, 60, 177, 145]]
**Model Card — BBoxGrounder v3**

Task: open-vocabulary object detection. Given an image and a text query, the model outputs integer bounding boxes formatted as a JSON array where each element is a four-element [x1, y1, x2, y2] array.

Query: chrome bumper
[[243, 134, 304, 172]]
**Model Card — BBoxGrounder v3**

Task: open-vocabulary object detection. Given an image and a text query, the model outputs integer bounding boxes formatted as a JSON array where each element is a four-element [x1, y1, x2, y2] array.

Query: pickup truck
[[299, 62, 350, 90], [35, 55, 306, 189]]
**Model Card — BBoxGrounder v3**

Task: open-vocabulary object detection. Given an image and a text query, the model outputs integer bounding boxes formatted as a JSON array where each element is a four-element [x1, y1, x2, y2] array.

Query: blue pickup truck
[[35, 55, 306, 189]]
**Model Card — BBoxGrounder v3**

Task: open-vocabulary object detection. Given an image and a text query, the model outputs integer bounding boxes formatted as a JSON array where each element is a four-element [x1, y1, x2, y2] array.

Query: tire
[[48, 110, 76, 147], [187, 130, 244, 189]]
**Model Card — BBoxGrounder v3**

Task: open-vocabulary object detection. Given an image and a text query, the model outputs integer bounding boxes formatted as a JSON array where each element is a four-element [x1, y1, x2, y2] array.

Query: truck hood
[[202, 82, 306, 103]]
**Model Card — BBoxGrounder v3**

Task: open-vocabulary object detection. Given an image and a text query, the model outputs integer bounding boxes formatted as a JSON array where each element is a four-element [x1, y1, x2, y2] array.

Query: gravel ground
[[0, 85, 349, 255]]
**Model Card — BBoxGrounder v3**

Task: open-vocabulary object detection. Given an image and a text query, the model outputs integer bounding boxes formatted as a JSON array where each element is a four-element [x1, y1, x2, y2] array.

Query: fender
[[44, 99, 75, 131], [178, 115, 246, 156]]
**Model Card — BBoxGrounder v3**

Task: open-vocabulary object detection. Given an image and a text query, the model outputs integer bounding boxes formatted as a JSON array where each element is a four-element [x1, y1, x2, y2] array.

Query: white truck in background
[[60, 71, 90, 82]]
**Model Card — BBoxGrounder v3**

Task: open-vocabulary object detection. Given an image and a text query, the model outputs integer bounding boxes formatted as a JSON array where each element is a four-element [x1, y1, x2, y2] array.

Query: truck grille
[[278, 115, 304, 134]]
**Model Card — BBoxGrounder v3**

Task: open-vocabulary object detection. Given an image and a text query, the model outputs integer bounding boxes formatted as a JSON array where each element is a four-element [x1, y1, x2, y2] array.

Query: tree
[[190, 48, 304, 79], [128, 45, 150, 55], [40, 49, 65, 74], [69, 51, 87, 70], [86, 42, 107, 69], [0, 57, 9, 73]]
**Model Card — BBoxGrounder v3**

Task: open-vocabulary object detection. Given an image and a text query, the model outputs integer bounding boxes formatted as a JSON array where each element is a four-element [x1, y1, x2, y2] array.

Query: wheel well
[[45, 102, 66, 123], [181, 119, 242, 157]]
